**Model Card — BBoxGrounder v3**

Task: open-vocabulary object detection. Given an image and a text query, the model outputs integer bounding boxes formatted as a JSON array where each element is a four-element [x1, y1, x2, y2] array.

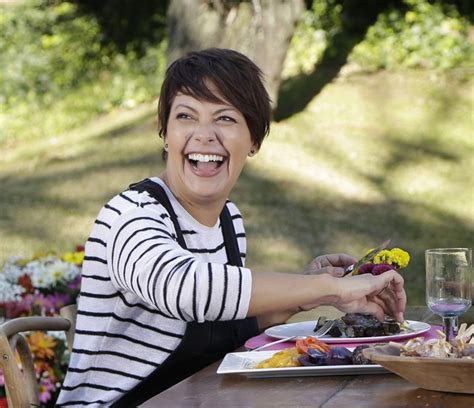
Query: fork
[[248, 319, 334, 352]]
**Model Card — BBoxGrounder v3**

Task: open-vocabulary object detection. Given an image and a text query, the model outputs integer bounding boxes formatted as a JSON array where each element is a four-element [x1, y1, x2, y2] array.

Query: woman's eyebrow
[[174, 103, 238, 115], [213, 107, 238, 115], [174, 103, 198, 113]]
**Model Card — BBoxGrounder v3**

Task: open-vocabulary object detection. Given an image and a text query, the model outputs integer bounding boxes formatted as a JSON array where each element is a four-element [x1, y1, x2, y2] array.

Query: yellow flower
[[62, 251, 84, 265], [389, 248, 410, 268], [373, 248, 410, 269], [373, 250, 392, 265], [27, 332, 57, 360]]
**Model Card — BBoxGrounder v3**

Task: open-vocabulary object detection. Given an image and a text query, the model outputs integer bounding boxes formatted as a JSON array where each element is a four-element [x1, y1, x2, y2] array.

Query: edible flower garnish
[[356, 248, 410, 276]]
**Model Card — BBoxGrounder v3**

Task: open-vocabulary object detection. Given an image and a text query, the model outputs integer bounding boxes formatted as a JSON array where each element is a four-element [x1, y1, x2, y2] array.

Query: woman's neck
[[159, 173, 225, 227]]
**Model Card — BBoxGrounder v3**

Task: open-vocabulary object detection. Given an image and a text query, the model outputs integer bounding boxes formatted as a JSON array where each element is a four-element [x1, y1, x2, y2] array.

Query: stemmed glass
[[426, 248, 472, 341]]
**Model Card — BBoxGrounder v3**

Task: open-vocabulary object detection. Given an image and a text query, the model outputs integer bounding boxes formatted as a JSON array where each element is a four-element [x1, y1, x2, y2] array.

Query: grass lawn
[[0, 69, 473, 305]]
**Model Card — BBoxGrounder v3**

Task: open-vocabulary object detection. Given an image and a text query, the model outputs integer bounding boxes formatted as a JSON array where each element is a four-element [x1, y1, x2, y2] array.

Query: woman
[[57, 48, 405, 407]]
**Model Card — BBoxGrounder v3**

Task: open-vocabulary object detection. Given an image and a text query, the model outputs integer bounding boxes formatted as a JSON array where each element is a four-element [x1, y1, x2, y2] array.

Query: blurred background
[[0, 0, 473, 305]]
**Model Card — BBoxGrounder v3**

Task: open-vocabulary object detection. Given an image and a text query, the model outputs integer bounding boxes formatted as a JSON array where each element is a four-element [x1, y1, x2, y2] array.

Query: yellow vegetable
[[255, 347, 302, 368]]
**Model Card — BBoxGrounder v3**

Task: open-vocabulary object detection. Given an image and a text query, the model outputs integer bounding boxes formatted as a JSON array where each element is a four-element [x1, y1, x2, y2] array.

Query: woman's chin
[[189, 184, 227, 203]]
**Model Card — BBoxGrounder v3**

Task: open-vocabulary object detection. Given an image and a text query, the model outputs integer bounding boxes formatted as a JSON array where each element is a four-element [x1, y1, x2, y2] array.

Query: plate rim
[[264, 319, 431, 344]]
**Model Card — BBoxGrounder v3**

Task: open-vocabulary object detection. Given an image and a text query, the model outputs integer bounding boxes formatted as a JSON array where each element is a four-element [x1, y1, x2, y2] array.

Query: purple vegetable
[[325, 347, 353, 365], [303, 347, 353, 366], [298, 355, 319, 366], [306, 348, 327, 365]]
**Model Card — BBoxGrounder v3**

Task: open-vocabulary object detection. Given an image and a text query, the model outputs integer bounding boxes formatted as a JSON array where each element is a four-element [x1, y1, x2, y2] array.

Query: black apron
[[112, 179, 259, 407]]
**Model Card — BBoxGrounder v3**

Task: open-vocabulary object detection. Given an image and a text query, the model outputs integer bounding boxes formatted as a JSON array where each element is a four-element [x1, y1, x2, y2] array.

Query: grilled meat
[[315, 313, 401, 338]]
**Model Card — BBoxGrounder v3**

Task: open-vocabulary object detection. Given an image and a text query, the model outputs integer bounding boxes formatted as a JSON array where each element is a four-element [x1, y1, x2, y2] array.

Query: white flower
[[0, 257, 25, 302], [0, 254, 81, 303], [0, 276, 24, 303], [25, 257, 81, 289]]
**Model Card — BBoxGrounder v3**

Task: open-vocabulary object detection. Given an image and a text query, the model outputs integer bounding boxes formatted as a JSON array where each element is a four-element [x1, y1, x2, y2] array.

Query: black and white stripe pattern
[[56, 178, 251, 407]]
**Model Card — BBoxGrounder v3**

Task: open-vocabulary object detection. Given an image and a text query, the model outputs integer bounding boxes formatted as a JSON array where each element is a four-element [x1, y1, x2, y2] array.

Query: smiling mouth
[[186, 153, 226, 175]]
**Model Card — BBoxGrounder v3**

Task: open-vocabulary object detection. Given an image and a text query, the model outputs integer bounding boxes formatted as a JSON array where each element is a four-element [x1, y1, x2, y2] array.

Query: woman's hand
[[304, 253, 356, 277], [332, 270, 406, 322]]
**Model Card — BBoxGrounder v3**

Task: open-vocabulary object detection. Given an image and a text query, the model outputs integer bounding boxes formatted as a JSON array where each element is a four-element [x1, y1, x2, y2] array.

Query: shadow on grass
[[1, 70, 473, 305], [1, 138, 472, 304], [274, 0, 398, 122], [274, 31, 366, 122], [235, 165, 473, 304]]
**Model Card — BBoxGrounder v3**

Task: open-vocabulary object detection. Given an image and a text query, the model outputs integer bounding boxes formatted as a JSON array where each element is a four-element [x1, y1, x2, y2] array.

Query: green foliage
[[283, 0, 342, 78], [0, 1, 105, 107], [349, 0, 474, 70], [0, 1, 167, 145], [283, 0, 473, 78], [73, 0, 168, 55]]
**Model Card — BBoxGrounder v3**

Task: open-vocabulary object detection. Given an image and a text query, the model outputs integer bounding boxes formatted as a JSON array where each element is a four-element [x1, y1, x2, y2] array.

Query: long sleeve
[[106, 206, 252, 322]]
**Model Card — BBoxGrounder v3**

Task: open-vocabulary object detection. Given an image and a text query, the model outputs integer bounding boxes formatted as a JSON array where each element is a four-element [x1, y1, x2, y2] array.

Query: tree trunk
[[167, 0, 306, 107]]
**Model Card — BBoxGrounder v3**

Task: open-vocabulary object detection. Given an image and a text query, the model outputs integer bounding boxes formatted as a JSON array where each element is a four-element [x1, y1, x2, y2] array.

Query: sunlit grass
[[0, 70, 472, 305]]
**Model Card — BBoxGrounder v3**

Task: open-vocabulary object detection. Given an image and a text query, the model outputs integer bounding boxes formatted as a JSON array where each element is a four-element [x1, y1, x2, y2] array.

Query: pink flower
[[39, 376, 56, 403], [48, 293, 71, 311], [66, 274, 81, 292], [372, 264, 393, 275], [358, 263, 375, 274]]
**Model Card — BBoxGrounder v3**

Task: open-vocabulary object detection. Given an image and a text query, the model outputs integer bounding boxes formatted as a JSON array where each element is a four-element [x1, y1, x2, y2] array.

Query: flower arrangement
[[356, 247, 410, 275], [0, 246, 83, 406]]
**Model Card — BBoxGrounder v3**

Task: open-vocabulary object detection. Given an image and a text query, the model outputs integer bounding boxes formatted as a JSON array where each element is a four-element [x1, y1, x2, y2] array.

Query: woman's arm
[[248, 272, 338, 316], [255, 308, 300, 330], [248, 270, 406, 323]]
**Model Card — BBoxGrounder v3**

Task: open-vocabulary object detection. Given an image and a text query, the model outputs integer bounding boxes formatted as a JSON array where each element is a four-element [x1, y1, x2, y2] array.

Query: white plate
[[217, 350, 388, 378], [264, 320, 431, 344]]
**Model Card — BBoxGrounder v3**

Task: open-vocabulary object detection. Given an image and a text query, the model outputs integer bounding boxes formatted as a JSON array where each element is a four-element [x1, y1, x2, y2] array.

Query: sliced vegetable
[[306, 348, 327, 365], [295, 336, 331, 354], [325, 347, 353, 365]]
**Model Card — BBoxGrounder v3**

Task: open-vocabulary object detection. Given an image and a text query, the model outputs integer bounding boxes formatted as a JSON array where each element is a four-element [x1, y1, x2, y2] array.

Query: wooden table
[[140, 307, 474, 408]]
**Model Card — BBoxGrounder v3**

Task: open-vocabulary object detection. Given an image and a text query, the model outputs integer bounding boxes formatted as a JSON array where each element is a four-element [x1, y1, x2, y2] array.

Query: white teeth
[[187, 153, 224, 162]]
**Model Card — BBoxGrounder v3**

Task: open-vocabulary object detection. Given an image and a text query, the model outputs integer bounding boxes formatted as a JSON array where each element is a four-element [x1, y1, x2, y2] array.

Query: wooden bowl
[[363, 344, 474, 394]]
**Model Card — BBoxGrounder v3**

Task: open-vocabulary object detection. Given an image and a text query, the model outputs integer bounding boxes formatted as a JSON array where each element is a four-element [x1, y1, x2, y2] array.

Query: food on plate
[[314, 313, 401, 338], [299, 346, 353, 366], [295, 336, 331, 354], [351, 345, 374, 365], [390, 323, 474, 359], [255, 347, 301, 368], [254, 337, 376, 369]]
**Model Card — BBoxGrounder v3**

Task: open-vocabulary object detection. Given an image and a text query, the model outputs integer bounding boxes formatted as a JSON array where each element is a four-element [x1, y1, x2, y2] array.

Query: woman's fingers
[[359, 301, 385, 321], [322, 253, 357, 268], [372, 271, 406, 322], [305, 265, 346, 277], [369, 286, 400, 321], [309, 254, 357, 269]]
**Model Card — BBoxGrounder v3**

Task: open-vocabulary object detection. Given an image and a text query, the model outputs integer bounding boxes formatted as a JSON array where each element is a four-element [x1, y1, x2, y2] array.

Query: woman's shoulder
[[92, 186, 172, 231], [225, 199, 243, 219], [105, 188, 166, 214]]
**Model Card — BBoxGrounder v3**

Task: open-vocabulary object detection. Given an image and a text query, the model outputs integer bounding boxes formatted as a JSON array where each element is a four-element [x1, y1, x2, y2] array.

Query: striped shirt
[[56, 177, 252, 407]]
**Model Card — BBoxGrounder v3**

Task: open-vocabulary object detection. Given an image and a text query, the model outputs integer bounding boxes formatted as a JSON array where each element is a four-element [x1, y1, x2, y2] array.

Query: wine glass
[[426, 248, 472, 341]]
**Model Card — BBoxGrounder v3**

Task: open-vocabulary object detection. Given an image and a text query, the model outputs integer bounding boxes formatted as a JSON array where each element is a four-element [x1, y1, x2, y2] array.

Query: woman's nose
[[194, 124, 216, 143]]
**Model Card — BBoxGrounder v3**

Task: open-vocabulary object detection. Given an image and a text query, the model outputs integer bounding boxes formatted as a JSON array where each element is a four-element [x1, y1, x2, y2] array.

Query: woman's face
[[164, 90, 257, 208]]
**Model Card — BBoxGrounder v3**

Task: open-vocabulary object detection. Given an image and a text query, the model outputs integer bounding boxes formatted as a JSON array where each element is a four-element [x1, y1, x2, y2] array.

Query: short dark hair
[[158, 48, 271, 157]]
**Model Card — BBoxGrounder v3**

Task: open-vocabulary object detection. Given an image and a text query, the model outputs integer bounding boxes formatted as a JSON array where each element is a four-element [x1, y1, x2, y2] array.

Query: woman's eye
[[217, 115, 236, 123], [176, 113, 192, 120]]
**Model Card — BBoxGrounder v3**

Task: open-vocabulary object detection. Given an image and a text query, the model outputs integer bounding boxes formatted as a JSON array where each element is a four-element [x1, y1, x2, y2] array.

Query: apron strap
[[130, 178, 243, 267], [129, 178, 187, 248], [220, 203, 243, 267]]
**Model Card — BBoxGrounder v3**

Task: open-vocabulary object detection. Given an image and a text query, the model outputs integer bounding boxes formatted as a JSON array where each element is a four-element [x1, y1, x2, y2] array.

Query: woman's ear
[[164, 138, 168, 151], [248, 145, 258, 157]]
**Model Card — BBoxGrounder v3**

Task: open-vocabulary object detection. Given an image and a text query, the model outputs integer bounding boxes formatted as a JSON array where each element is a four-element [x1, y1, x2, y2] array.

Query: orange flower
[[27, 332, 57, 360], [18, 273, 34, 293]]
